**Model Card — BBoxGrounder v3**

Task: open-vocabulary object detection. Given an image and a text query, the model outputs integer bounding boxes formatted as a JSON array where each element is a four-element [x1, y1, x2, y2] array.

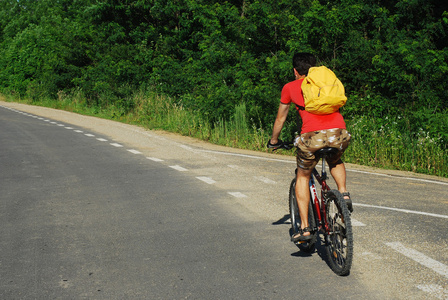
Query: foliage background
[[0, 0, 447, 176]]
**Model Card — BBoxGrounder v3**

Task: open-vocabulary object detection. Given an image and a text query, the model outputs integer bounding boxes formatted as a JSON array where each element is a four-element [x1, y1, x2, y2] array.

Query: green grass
[[1, 90, 446, 177], [344, 116, 447, 177]]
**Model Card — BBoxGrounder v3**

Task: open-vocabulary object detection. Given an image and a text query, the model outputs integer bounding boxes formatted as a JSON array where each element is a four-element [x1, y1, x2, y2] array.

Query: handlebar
[[266, 139, 294, 150]]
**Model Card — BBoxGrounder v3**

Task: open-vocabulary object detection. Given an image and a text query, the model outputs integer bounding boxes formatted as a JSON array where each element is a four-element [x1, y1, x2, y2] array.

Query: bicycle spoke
[[330, 233, 347, 266], [324, 190, 353, 275]]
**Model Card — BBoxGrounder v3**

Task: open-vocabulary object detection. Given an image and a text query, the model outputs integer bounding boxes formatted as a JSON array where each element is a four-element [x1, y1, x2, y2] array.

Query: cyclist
[[268, 53, 352, 243]]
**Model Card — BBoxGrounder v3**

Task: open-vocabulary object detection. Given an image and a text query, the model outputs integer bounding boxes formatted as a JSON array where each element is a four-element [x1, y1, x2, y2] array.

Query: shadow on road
[[272, 214, 291, 225], [272, 214, 346, 275]]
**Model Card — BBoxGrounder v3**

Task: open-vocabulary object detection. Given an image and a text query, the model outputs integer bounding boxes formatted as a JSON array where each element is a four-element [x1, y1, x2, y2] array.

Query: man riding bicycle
[[268, 53, 352, 243]]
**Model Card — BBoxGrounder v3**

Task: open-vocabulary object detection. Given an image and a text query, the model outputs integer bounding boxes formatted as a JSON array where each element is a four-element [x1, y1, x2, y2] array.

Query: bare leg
[[329, 159, 347, 194], [329, 159, 353, 212], [294, 167, 313, 236]]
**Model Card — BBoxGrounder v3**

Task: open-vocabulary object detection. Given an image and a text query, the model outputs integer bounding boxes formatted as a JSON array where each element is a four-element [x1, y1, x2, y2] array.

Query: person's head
[[292, 53, 316, 76]]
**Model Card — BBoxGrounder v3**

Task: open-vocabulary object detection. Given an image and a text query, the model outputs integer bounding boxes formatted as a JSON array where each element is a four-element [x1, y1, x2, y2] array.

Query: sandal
[[291, 227, 313, 243], [342, 192, 353, 213]]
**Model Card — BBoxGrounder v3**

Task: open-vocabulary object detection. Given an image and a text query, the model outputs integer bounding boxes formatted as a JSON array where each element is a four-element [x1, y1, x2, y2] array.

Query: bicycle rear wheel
[[289, 178, 316, 252], [324, 190, 353, 276]]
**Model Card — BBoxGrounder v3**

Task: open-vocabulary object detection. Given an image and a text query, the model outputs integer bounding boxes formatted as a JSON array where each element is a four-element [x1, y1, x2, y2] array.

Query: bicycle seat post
[[321, 154, 328, 181], [314, 148, 338, 181]]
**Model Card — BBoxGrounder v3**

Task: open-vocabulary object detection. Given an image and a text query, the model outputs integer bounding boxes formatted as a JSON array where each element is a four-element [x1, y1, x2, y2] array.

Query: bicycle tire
[[289, 178, 316, 253], [324, 189, 354, 276]]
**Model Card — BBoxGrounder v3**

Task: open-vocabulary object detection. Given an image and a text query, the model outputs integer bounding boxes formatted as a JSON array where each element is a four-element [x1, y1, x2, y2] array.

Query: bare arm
[[269, 103, 290, 144]]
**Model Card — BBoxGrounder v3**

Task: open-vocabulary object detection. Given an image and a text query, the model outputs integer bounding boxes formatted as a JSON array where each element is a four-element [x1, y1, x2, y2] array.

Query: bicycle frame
[[288, 144, 354, 275]]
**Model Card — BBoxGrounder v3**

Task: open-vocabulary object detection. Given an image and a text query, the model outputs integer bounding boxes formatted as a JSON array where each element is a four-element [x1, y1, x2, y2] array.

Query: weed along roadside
[[1, 94, 447, 179]]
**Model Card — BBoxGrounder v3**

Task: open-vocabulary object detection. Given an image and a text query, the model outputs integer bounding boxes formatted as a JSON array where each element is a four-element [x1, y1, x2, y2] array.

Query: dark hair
[[293, 53, 316, 76]]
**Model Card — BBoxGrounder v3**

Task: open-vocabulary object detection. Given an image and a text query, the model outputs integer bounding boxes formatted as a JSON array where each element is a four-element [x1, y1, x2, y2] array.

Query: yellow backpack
[[300, 66, 347, 115]]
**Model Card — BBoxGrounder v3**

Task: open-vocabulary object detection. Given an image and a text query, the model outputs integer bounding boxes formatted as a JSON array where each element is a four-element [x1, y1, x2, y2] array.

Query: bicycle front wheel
[[289, 178, 316, 253], [324, 190, 354, 276]]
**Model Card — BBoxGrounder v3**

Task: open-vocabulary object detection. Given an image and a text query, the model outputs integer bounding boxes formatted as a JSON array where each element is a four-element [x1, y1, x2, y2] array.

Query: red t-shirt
[[280, 79, 346, 134]]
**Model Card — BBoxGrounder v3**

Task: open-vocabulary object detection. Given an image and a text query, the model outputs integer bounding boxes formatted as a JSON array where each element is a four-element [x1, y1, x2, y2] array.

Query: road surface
[[1, 102, 447, 299]]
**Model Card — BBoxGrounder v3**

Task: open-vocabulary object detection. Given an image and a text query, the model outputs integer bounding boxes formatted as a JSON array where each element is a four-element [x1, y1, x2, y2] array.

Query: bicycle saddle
[[315, 147, 339, 158]]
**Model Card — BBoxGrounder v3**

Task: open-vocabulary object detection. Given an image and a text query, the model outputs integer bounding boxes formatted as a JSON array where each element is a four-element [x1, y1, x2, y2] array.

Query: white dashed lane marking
[[350, 218, 366, 226], [228, 192, 247, 198], [169, 165, 188, 172], [416, 284, 448, 300], [386, 242, 448, 279], [147, 157, 164, 162], [128, 149, 142, 155], [97, 138, 108, 142], [253, 176, 276, 184], [196, 177, 216, 184], [110, 143, 123, 148]]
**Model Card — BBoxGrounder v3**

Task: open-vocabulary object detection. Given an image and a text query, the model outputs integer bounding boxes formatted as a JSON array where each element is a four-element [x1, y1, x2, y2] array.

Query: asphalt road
[[1, 102, 447, 299]]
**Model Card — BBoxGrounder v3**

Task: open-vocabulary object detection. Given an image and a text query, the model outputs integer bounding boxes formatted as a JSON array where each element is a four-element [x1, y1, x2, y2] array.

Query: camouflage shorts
[[294, 128, 351, 170]]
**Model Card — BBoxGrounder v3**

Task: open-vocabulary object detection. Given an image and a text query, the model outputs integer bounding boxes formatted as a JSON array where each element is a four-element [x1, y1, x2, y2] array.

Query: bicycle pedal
[[296, 240, 307, 244]]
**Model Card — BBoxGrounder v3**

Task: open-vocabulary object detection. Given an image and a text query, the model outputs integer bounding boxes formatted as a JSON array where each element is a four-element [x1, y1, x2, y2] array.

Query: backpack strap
[[294, 104, 303, 132]]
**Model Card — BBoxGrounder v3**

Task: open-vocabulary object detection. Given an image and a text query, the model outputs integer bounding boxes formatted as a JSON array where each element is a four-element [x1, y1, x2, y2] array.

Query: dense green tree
[[0, 0, 447, 145]]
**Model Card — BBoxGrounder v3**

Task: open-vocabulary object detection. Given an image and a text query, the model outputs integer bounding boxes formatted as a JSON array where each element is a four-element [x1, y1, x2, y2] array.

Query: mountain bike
[[270, 141, 354, 276]]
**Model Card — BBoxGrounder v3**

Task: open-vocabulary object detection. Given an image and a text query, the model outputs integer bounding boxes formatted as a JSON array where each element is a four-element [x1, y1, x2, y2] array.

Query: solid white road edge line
[[348, 169, 448, 186], [354, 203, 448, 219]]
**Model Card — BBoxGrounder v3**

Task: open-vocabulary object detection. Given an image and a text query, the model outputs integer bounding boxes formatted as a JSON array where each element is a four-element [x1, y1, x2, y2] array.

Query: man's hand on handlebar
[[267, 139, 283, 149], [267, 139, 293, 150]]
